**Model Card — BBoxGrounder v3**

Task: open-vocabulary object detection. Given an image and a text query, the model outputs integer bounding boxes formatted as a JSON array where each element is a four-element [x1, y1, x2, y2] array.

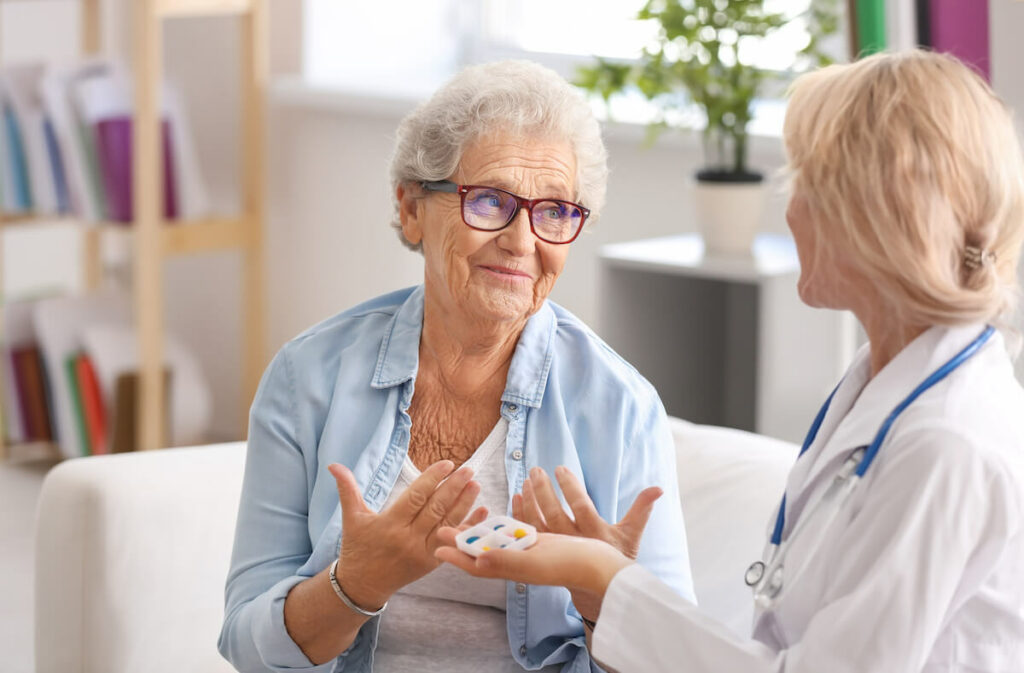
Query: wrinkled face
[[400, 133, 577, 326]]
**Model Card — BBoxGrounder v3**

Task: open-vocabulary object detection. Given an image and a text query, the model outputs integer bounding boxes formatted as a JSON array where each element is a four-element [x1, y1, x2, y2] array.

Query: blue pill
[[494, 524, 506, 530], [466, 536, 480, 544]]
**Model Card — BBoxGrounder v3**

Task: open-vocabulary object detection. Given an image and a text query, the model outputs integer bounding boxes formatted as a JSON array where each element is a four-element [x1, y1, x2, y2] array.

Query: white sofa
[[34, 418, 797, 672]]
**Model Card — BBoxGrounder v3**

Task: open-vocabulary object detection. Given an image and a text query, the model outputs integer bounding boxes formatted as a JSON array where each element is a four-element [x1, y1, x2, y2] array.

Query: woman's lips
[[479, 265, 532, 281]]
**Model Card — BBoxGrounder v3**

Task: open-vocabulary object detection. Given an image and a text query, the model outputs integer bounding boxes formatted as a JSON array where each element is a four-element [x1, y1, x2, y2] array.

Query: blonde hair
[[784, 50, 1024, 332]]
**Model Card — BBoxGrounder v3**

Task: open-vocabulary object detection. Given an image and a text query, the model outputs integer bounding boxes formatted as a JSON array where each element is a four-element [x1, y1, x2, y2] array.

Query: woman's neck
[[858, 309, 927, 379], [418, 296, 524, 398]]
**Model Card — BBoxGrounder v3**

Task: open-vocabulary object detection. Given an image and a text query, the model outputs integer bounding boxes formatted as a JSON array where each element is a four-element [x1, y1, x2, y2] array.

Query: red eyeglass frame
[[420, 180, 590, 244]]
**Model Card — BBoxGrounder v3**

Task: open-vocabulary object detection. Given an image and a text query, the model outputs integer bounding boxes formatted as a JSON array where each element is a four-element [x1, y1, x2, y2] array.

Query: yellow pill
[[514, 529, 527, 539], [482, 547, 491, 551]]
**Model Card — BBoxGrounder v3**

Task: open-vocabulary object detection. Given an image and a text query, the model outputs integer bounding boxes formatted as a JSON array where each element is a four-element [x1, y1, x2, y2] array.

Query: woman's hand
[[434, 529, 633, 598], [516, 466, 662, 559], [513, 466, 662, 620], [328, 461, 487, 611]]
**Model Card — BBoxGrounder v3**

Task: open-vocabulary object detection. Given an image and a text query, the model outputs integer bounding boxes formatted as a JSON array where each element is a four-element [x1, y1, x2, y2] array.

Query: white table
[[599, 233, 857, 443]]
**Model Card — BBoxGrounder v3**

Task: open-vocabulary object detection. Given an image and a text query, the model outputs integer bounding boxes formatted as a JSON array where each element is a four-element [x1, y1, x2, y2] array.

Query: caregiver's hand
[[434, 530, 633, 598], [516, 466, 662, 560], [514, 466, 662, 621], [328, 461, 487, 611]]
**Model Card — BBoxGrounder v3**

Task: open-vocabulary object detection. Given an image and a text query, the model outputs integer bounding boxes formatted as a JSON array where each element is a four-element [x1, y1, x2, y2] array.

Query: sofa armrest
[[668, 418, 798, 636], [34, 443, 246, 673]]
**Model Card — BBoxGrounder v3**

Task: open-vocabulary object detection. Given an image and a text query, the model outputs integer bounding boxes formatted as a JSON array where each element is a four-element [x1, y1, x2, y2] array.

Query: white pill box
[[455, 516, 538, 558]]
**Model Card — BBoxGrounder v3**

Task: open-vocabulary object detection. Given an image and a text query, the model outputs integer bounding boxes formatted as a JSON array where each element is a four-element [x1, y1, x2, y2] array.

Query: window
[[304, 0, 843, 128]]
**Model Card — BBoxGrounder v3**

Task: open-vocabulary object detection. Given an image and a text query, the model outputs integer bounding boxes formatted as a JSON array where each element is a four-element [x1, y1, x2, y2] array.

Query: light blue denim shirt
[[218, 285, 695, 673]]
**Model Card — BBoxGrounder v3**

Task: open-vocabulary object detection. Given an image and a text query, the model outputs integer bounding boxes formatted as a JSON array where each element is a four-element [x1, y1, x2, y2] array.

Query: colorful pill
[[466, 536, 480, 544], [494, 524, 506, 530], [482, 547, 491, 551], [513, 528, 527, 539]]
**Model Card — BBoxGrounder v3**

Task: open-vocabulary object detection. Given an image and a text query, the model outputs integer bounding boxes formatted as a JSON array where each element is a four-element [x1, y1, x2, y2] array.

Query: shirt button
[[519, 645, 528, 656], [512, 449, 523, 461], [515, 583, 526, 594], [508, 403, 518, 412]]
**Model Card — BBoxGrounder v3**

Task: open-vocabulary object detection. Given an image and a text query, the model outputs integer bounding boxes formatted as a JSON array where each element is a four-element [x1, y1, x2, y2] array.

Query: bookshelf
[[0, 0, 267, 460]]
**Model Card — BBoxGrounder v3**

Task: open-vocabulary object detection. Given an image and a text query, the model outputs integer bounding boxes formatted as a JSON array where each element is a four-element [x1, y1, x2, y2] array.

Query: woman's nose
[[497, 208, 536, 256]]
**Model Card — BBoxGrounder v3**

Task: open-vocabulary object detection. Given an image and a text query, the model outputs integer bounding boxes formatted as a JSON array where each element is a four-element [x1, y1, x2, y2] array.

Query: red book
[[76, 354, 108, 455], [9, 349, 34, 438]]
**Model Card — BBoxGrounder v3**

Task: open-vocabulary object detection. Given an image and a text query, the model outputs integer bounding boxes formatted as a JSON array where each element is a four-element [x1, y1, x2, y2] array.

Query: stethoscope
[[744, 325, 995, 610]]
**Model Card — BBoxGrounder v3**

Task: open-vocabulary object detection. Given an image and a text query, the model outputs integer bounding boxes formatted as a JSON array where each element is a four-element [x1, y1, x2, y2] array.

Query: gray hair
[[388, 60, 609, 251]]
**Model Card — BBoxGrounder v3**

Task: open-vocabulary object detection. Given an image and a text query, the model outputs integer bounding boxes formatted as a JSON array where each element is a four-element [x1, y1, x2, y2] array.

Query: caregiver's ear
[[397, 182, 423, 247]]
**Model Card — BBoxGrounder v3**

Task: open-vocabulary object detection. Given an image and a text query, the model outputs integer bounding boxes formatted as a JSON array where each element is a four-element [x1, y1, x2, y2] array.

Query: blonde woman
[[438, 50, 1024, 672]]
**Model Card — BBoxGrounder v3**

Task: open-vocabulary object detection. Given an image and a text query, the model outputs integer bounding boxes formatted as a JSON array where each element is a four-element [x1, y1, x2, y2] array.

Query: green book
[[856, 0, 886, 56], [64, 354, 91, 456]]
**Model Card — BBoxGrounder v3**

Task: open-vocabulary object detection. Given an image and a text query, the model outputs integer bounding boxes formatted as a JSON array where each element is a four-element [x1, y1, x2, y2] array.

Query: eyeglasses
[[420, 180, 590, 245]]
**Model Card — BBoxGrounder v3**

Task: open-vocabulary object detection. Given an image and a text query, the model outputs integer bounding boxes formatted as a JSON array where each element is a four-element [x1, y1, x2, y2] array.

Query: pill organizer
[[454, 515, 538, 558]]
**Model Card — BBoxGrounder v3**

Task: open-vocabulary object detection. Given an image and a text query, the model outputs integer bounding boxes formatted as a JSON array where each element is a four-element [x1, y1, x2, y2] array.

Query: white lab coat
[[592, 323, 1024, 672]]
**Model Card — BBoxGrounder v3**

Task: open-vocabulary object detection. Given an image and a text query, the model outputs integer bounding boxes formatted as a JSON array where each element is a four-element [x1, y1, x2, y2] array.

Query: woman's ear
[[397, 183, 423, 247]]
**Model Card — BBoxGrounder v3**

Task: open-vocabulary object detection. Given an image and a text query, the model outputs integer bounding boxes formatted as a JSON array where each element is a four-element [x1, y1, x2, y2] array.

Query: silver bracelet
[[328, 559, 388, 617]]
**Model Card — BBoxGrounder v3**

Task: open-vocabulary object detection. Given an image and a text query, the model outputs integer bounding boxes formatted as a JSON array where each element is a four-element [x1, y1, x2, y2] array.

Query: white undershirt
[[375, 418, 542, 672]]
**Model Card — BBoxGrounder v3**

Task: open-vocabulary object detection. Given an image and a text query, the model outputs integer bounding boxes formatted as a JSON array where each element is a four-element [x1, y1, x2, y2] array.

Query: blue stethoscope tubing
[[746, 325, 995, 604]]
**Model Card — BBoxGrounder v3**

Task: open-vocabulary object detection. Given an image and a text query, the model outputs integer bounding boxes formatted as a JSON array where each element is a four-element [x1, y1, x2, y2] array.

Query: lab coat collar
[[781, 321, 998, 536]]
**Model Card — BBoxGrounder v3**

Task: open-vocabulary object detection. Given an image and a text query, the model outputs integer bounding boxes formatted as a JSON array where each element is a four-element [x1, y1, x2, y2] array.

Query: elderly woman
[[217, 60, 695, 673], [438, 50, 1024, 673]]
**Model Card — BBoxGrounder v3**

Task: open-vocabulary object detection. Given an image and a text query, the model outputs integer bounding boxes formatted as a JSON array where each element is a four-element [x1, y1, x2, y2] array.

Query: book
[[2, 349, 25, 443], [0, 63, 58, 214], [39, 59, 115, 221], [64, 354, 90, 455], [109, 369, 172, 453], [14, 346, 52, 442], [43, 118, 70, 214], [32, 291, 130, 458], [2, 104, 32, 212], [75, 353, 107, 454], [81, 323, 211, 447], [72, 72, 178, 223], [10, 348, 35, 438]]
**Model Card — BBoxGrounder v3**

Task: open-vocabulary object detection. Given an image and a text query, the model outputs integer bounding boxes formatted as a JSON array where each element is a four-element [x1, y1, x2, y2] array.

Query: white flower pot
[[693, 178, 768, 256]]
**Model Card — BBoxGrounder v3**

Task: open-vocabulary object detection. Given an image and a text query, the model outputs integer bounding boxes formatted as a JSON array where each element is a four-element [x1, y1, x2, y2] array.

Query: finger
[[617, 486, 664, 539], [436, 525, 461, 547], [435, 479, 481, 532], [512, 493, 524, 521], [554, 466, 605, 535], [459, 506, 489, 530], [528, 467, 575, 532], [519, 479, 548, 530], [391, 460, 456, 522], [434, 545, 496, 577], [328, 463, 371, 520], [411, 466, 475, 532]]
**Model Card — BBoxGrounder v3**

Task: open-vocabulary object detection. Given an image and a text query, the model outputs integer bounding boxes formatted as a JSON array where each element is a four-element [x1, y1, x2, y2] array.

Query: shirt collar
[[371, 285, 557, 408], [790, 322, 998, 499]]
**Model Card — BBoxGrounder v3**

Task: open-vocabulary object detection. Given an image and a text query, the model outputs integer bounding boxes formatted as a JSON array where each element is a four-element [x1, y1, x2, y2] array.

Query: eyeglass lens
[[463, 187, 583, 243]]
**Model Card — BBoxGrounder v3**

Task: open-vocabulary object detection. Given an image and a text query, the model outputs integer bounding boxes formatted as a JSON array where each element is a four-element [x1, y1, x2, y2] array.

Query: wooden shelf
[[1, 216, 247, 256], [0, 0, 267, 459], [158, 0, 252, 18], [2, 441, 60, 464]]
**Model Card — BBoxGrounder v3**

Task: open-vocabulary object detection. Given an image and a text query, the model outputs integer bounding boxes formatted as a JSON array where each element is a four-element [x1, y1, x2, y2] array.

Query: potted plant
[[577, 0, 840, 255]]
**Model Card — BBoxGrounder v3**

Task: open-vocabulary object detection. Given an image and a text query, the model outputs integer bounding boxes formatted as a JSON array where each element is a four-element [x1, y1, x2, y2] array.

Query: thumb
[[617, 486, 663, 540], [328, 463, 370, 519]]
